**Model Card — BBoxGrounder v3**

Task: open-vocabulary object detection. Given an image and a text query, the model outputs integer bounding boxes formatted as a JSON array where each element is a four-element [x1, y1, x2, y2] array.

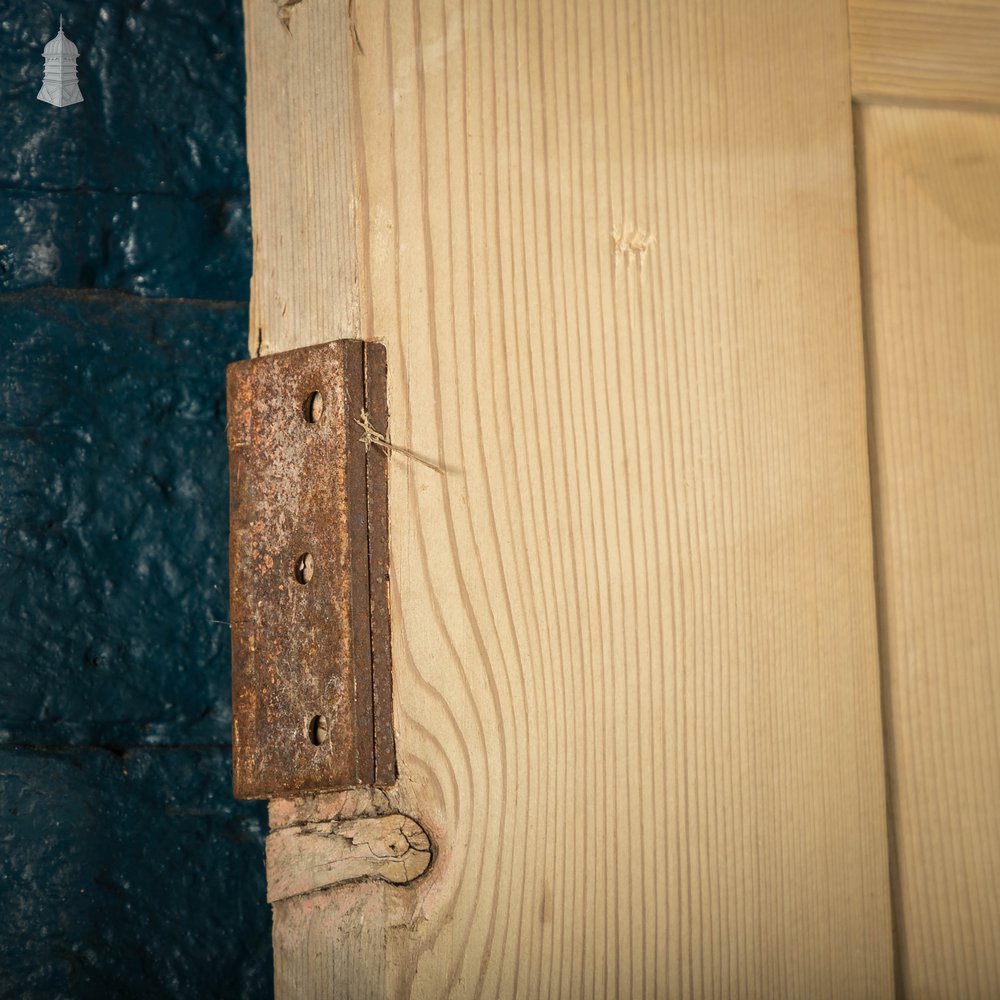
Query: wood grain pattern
[[267, 814, 431, 902], [850, 0, 1000, 109], [857, 102, 1000, 999], [244, 0, 895, 994], [244, 0, 360, 355]]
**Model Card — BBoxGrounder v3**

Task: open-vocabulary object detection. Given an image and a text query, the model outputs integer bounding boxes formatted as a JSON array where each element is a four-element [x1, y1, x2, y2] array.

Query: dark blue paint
[[0, 748, 270, 1000], [0, 191, 251, 299], [0, 291, 243, 747], [0, 0, 269, 996], [0, 2, 249, 197]]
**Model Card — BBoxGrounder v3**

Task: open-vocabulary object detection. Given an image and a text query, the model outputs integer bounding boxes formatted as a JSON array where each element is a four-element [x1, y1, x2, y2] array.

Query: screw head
[[308, 714, 329, 745], [295, 552, 314, 584], [303, 391, 323, 423]]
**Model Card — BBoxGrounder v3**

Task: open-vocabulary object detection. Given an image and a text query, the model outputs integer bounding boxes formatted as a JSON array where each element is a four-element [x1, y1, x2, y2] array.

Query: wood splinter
[[266, 813, 432, 904]]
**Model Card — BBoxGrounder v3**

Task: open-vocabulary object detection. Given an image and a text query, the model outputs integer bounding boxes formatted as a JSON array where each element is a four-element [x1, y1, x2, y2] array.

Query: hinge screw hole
[[303, 391, 324, 423], [308, 714, 329, 745], [295, 552, 314, 584]]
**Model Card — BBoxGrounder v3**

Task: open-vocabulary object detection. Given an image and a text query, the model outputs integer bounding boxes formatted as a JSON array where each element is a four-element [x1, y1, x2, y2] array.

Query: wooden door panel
[[858, 102, 1000, 999], [243, 1, 894, 994]]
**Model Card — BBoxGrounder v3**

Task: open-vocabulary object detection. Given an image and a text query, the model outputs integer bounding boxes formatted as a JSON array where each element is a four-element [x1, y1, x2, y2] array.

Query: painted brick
[[0, 191, 250, 300], [0, 291, 244, 747], [0, 747, 270, 1000]]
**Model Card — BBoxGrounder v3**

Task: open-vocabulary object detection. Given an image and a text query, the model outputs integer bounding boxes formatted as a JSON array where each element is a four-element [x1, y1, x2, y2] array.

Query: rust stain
[[227, 340, 394, 799], [364, 343, 396, 785]]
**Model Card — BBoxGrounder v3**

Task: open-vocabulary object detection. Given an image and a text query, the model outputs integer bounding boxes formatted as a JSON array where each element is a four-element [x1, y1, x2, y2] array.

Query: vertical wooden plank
[[243, 0, 360, 356], [858, 102, 1000, 999], [244, 0, 895, 994], [849, 0, 1000, 109], [272, 883, 387, 1000]]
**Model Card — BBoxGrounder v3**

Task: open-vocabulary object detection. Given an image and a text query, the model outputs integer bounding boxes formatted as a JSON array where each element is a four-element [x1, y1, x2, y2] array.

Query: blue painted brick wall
[[0, 3, 270, 997]]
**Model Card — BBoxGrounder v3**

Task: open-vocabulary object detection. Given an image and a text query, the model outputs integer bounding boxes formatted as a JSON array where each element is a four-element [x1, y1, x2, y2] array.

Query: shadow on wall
[[0, 3, 271, 997]]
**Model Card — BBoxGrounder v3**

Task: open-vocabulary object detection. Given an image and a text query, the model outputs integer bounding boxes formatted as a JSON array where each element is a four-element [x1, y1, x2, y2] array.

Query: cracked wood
[[267, 814, 432, 903]]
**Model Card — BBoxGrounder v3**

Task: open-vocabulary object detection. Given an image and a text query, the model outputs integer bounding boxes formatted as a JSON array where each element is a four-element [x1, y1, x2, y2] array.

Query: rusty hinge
[[227, 340, 396, 799]]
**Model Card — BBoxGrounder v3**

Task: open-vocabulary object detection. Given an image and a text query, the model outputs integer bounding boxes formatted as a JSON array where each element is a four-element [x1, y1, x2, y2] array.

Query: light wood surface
[[850, 0, 1000, 109], [243, 0, 895, 995], [858, 102, 1000, 999], [267, 815, 431, 903], [244, 0, 359, 356]]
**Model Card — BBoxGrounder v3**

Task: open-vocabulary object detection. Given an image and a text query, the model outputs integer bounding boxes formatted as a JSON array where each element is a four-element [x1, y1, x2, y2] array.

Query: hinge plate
[[227, 340, 395, 800]]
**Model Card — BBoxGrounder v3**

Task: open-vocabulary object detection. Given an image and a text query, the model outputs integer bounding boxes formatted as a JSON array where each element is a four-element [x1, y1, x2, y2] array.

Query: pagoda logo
[[38, 17, 83, 108]]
